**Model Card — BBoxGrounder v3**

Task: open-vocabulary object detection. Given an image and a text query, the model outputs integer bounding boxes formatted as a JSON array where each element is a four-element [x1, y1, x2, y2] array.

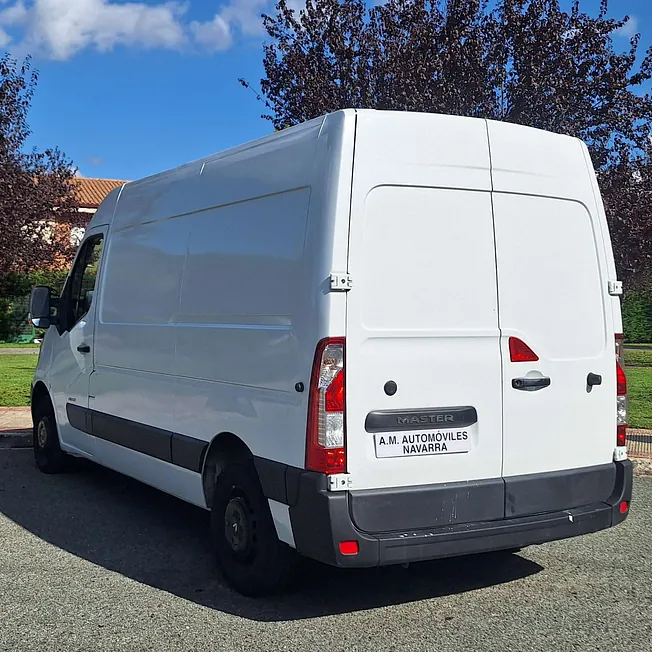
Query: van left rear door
[[344, 112, 504, 498]]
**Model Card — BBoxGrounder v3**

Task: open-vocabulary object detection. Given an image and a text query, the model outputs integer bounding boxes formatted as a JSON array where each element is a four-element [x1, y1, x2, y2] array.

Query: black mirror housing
[[30, 286, 53, 329]]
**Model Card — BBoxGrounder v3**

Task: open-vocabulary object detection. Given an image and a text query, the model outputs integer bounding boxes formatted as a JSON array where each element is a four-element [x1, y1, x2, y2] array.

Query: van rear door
[[344, 112, 503, 497], [487, 121, 616, 488]]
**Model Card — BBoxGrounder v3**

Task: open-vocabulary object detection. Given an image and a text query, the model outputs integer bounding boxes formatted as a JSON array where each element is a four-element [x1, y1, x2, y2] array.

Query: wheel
[[210, 460, 298, 597], [33, 398, 70, 474]]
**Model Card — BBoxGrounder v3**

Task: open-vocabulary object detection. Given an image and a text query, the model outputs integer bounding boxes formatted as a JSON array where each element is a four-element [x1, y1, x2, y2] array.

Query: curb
[[0, 430, 32, 449]]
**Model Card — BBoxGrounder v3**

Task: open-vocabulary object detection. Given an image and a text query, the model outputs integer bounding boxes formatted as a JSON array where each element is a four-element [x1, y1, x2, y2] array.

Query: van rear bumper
[[286, 460, 632, 567]]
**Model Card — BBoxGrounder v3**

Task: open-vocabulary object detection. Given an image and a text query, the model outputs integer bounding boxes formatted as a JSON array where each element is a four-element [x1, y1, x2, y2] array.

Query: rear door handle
[[587, 373, 602, 387], [77, 344, 90, 354], [512, 377, 551, 391]]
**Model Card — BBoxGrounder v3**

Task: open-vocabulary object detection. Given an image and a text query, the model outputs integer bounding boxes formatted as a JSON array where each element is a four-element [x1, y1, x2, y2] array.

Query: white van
[[30, 110, 632, 596]]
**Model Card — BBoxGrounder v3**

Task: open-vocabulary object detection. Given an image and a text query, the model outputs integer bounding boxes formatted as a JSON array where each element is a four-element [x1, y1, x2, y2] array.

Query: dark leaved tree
[[0, 54, 80, 276], [242, 0, 652, 287]]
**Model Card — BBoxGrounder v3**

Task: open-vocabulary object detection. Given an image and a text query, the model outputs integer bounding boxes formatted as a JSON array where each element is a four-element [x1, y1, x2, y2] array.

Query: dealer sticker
[[374, 429, 472, 458]]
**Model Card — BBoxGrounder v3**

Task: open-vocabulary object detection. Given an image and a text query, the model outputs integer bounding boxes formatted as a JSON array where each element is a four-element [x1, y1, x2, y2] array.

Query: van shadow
[[0, 450, 543, 622]]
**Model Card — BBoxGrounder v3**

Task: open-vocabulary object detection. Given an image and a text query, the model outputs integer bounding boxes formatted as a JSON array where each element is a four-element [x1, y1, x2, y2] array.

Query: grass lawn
[[625, 348, 652, 368], [0, 354, 38, 407], [628, 368, 652, 430], [0, 342, 40, 348], [0, 352, 650, 429]]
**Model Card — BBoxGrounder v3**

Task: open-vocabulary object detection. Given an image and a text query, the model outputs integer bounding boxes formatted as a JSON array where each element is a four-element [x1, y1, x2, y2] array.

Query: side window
[[65, 234, 104, 329]]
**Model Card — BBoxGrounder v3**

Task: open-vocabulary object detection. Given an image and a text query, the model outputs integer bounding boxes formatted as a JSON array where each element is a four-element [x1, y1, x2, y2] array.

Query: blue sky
[[0, 0, 649, 181]]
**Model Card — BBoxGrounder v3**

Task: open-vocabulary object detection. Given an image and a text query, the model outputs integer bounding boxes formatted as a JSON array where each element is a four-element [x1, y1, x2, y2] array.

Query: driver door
[[49, 227, 105, 456]]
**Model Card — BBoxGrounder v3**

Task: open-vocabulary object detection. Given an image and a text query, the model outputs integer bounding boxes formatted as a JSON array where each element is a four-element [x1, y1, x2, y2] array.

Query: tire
[[210, 460, 298, 597], [33, 398, 70, 474]]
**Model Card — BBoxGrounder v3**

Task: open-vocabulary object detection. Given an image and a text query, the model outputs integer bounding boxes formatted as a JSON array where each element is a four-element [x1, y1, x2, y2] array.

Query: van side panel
[[173, 112, 356, 469], [172, 188, 311, 467], [90, 114, 354, 497]]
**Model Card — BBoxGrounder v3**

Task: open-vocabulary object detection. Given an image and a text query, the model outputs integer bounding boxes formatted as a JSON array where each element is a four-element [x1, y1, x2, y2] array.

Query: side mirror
[[29, 286, 53, 329]]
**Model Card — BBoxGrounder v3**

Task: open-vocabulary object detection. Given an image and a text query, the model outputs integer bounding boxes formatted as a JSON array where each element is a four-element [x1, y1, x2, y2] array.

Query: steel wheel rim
[[223, 492, 256, 561], [37, 420, 48, 448]]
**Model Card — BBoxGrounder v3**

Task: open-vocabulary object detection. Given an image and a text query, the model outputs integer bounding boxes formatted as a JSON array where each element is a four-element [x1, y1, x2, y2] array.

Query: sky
[[0, 0, 650, 181]]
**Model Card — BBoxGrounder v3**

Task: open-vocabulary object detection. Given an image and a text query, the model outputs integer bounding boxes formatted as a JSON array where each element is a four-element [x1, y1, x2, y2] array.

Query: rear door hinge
[[608, 280, 623, 296], [330, 272, 353, 292], [328, 473, 354, 491]]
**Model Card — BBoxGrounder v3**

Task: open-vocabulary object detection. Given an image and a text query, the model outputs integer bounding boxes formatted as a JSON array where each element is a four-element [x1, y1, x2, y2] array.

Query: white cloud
[[0, 0, 271, 59], [0, 27, 11, 46], [218, 0, 267, 37], [617, 15, 638, 39], [190, 13, 231, 51], [0, 0, 28, 24]]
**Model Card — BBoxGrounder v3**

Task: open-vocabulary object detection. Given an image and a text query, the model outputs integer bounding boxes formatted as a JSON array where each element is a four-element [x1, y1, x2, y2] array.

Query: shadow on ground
[[0, 449, 543, 621]]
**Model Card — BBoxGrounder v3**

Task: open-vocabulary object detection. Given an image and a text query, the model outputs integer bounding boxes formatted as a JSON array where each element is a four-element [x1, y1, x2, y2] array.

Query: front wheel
[[210, 460, 298, 597], [33, 399, 70, 474]]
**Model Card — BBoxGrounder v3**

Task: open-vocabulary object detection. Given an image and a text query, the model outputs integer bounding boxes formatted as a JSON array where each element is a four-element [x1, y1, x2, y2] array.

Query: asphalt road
[[1, 449, 651, 652]]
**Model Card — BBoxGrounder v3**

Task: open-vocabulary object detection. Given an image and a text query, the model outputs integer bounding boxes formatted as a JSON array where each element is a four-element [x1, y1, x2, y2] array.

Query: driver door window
[[65, 235, 104, 330]]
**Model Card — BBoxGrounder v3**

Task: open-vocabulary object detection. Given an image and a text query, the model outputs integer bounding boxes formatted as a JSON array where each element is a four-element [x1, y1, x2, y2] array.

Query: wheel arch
[[201, 432, 254, 509], [31, 381, 52, 422]]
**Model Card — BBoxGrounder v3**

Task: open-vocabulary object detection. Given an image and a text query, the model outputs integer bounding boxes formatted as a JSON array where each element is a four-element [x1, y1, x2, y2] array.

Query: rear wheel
[[210, 460, 298, 596], [33, 398, 70, 474]]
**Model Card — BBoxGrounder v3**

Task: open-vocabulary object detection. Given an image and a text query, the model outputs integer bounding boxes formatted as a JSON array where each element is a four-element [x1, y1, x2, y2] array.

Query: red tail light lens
[[617, 363, 627, 396], [325, 369, 344, 412], [615, 334, 627, 448], [509, 337, 539, 362], [306, 338, 346, 474]]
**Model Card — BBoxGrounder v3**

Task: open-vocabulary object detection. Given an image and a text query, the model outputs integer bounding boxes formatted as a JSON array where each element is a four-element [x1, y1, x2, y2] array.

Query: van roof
[[127, 109, 581, 190], [89, 110, 586, 233]]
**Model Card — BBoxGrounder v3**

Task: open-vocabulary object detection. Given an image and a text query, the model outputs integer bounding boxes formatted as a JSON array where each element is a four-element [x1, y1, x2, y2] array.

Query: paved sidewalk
[[0, 407, 31, 435], [0, 407, 32, 448]]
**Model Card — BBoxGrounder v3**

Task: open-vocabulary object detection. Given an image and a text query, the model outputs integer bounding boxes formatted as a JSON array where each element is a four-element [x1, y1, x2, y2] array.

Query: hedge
[[0, 270, 69, 298], [0, 271, 68, 342], [622, 289, 652, 343]]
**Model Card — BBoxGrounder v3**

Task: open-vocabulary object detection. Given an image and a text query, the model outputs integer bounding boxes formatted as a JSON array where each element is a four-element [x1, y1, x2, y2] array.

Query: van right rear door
[[487, 121, 617, 489]]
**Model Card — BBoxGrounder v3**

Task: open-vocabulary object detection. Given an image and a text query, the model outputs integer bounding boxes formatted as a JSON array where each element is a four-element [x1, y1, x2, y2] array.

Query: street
[[1, 448, 651, 652]]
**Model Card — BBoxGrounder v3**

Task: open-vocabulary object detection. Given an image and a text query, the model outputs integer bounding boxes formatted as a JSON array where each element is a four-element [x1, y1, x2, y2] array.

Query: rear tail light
[[615, 334, 627, 448], [509, 337, 539, 362], [306, 338, 346, 474]]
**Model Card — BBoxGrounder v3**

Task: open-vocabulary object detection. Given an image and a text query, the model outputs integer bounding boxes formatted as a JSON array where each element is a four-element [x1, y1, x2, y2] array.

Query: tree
[[0, 54, 80, 277], [242, 0, 652, 287]]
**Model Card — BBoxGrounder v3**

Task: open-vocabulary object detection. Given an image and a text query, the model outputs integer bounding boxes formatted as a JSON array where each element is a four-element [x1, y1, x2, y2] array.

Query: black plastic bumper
[[287, 460, 633, 567]]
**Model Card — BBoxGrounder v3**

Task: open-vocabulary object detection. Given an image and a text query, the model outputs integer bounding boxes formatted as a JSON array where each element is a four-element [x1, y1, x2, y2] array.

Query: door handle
[[77, 344, 90, 354], [587, 373, 602, 387], [512, 377, 551, 391]]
